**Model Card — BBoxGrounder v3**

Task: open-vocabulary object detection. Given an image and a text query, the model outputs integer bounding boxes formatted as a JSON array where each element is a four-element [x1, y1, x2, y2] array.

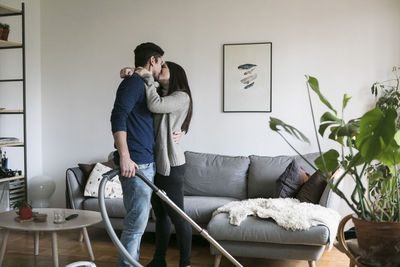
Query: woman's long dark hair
[[165, 61, 193, 133]]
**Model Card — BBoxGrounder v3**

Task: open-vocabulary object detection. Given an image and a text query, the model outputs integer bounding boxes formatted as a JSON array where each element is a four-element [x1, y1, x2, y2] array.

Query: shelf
[[1, 2, 27, 209], [0, 175, 24, 183], [0, 40, 23, 48], [0, 109, 24, 114], [9, 191, 25, 199], [0, 79, 24, 82], [0, 4, 21, 15], [9, 183, 24, 190], [0, 142, 24, 147]]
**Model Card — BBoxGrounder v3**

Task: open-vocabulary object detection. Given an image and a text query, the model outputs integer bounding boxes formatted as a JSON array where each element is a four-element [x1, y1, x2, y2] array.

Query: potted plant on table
[[13, 200, 33, 221], [269, 66, 400, 267], [1, 23, 10, 41], [0, 23, 4, 40]]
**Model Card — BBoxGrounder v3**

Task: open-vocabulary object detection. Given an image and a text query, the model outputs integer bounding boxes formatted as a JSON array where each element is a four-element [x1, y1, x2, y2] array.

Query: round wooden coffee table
[[0, 208, 102, 267]]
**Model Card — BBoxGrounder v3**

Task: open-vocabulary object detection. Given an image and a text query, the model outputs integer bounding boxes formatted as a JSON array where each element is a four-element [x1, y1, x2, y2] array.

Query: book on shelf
[[0, 137, 20, 145]]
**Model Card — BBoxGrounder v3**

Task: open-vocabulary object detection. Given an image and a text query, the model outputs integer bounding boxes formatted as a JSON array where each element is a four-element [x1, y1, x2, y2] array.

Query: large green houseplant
[[269, 66, 400, 266]]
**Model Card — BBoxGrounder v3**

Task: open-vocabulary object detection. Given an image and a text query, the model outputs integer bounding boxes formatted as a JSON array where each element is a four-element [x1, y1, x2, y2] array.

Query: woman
[[122, 61, 193, 267]]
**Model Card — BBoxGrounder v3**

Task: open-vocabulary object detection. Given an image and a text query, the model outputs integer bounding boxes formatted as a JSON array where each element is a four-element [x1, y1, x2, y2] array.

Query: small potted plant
[[1, 23, 10, 41], [0, 23, 4, 39], [13, 200, 33, 221]]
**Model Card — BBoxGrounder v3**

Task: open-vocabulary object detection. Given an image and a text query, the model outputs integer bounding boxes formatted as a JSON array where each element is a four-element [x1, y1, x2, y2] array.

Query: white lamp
[[29, 175, 56, 208]]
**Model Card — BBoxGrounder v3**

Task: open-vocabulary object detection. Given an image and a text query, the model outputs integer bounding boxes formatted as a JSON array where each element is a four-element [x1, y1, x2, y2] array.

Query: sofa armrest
[[319, 181, 345, 210], [66, 167, 87, 210]]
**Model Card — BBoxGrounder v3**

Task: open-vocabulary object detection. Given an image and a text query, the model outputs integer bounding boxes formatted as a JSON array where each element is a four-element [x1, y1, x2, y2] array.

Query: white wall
[[36, 0, 400, 208], [0, 0, 42, 187]]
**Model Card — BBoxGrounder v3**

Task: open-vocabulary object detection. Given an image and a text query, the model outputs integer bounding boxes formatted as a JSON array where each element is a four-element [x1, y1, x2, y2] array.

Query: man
[[111, 42, 164, 267]]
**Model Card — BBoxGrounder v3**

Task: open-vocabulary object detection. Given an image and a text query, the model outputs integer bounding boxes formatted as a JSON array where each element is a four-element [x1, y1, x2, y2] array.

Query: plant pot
[[353, 217, 400, 267], [1, 28, 9, 41], [0, 28, 3, 40]]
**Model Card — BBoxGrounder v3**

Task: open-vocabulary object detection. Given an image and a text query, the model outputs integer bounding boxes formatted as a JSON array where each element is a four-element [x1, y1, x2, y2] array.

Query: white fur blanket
[[213, 198, 341, 250]]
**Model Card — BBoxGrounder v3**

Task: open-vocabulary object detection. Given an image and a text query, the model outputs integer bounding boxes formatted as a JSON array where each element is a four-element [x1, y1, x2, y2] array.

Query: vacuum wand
[[100, 168, 243, 267], [99, 169, 143, 267]]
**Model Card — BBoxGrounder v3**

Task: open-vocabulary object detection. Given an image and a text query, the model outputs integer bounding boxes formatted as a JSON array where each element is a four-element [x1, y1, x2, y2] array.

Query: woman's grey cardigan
[[141, 73, 190, 176]]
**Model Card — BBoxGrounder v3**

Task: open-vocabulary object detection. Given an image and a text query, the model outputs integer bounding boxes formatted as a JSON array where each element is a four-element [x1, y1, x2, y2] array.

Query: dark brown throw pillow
[[275, 160, 310, 198], [78, 159, 115, 182], [296, 170, 328, 204]]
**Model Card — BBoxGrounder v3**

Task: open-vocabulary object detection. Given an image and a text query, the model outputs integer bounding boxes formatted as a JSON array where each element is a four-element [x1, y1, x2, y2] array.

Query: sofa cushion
[[83, 195, 238, 224], [275, 160, 309, 198], [83, 198, 126, 218], [248, 153, 319, 198], [207, 213, 329, 246], [184, 151, 249, 199], [184, 196, 238, 224]]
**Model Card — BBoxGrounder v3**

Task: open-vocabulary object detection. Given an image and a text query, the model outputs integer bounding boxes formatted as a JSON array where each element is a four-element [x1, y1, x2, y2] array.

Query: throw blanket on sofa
[[213, 198, 341, 250]]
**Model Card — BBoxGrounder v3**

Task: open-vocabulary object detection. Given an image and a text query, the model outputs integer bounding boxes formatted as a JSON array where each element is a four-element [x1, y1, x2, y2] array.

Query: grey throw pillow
[[275, 160, 309, 198]]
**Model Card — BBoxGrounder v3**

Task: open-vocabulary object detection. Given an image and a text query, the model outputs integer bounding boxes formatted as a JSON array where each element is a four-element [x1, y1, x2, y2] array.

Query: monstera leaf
[[269, 117, 309, 142], [319, 111, 359, 145], [337, 119, 359, 137], [342, 94, 351, 112], [376, 139, 400, 166], [307, 76, 337, 115], [319, 111, 342, 137], [356, 108, 397, 164], [315, 149, 340, 173]]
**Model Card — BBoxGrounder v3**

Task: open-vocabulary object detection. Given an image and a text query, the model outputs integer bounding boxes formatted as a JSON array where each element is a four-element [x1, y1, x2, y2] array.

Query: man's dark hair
[[134, 42, 164, 67]]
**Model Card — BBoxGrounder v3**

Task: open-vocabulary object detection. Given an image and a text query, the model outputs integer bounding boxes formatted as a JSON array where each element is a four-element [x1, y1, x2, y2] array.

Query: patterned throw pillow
[[78, 160, 115, 183], [83, 162, 122, 198]]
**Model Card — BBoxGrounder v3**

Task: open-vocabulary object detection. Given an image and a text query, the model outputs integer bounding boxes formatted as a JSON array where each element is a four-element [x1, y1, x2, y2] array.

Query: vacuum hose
[[98, 169, 143, 267], [98, 169, 243, 267]]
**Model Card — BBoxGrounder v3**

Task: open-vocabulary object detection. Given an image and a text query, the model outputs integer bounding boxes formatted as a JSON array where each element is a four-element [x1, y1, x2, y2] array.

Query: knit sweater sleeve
[[141, 73, 190, 114]]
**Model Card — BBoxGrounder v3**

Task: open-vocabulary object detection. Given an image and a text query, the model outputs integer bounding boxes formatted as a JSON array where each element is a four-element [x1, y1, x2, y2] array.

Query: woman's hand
[[120, 67, 134, 78], [173, 131, 183, 144]]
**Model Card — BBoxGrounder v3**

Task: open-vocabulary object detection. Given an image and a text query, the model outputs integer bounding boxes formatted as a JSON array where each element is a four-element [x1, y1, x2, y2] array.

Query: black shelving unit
[[0, 3, 27, 210]]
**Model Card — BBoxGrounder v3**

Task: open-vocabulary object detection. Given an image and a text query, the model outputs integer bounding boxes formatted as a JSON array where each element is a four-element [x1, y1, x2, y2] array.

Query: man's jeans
[[118, 162, 155, 267]]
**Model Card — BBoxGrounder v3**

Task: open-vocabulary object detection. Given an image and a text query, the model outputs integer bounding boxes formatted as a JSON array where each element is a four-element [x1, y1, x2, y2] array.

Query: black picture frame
[[223, 42, 272, 113]]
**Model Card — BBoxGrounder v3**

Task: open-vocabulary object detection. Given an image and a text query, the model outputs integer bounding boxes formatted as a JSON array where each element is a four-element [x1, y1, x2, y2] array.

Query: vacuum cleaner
[[98, 169, 243, 267]]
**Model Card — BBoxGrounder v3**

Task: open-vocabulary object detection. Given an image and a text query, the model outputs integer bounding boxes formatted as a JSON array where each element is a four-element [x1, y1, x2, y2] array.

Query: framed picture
[[223, 42, 272, 112]]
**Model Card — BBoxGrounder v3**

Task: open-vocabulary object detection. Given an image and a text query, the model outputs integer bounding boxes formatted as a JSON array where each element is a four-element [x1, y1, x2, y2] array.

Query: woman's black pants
[[151, 165, 192, 267]]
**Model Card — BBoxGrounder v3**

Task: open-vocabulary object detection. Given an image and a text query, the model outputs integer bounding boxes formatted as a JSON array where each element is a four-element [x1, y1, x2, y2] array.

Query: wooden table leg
[[0, 229, 9, 265], [214, 254, 222, 267], [79, 230, 83, 242], [82, 227, 95, 261], [34, 231, 39, 255], [51, 232, 59, 267]]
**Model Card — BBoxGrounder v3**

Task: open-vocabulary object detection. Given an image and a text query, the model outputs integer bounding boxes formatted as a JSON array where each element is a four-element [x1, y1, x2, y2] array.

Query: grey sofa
[[66, 151, 342, 267]]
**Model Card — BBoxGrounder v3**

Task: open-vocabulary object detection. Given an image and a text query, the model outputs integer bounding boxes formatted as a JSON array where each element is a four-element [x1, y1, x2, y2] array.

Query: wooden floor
[[1, 227, 351, 267]]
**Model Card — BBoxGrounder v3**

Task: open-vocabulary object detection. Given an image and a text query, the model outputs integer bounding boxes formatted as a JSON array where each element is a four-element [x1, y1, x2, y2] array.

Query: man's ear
[[149, 56, 156, 66]]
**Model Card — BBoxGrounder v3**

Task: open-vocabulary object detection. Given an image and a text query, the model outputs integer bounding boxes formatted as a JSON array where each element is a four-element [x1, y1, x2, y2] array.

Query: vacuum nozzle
[[102, 169, 120, 181]]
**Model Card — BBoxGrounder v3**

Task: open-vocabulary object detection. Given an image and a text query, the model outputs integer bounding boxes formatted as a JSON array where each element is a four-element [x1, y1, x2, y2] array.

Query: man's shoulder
[[119, 73, 145, 89]]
